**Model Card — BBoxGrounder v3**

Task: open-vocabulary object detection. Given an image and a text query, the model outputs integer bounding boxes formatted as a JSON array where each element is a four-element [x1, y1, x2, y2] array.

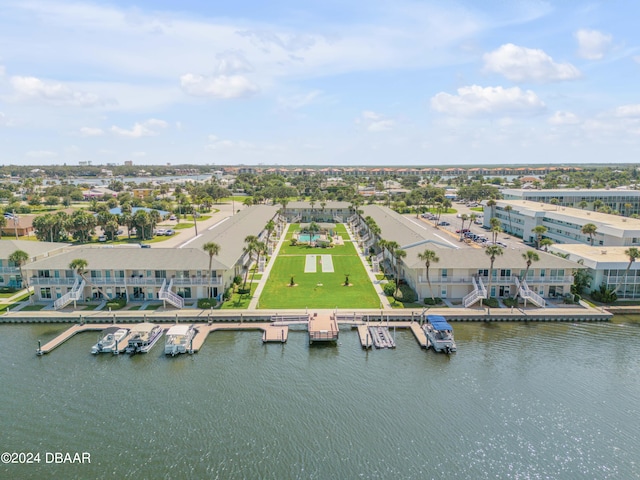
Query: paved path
[[247, 224, 289, 309], [345, 223, 392, 308]]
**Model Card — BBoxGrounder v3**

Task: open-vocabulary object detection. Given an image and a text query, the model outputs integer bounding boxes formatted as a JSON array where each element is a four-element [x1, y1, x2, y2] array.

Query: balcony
[[0, 267, 19, 274], [172, 277, 223, 286], [30, 277, 76, 285]]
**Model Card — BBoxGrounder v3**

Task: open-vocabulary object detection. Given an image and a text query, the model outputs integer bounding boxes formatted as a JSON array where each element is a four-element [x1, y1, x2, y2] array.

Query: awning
[[427, 315, 454, 331]]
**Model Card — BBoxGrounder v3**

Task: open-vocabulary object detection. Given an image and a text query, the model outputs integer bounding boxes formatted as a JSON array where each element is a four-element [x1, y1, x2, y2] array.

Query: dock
[[37, 323, 131, 355], [308, 314, 339, 344], [262, 325, 288, 343], [356, 325, 372, 349], [369, 325, 396, 349], [409, 322, 429, 348]]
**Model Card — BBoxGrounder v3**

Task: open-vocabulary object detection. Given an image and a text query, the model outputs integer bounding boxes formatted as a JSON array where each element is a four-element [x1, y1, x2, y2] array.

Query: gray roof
[[0, 240, 70, 261], [24, 247, 221, 272], [185, 205, 279, 268]]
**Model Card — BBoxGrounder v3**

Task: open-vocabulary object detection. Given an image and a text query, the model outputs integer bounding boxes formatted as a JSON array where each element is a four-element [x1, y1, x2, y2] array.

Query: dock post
[[281, 329, 284, 342], [189, 336, 193, 354], [175, 313, 178, 324], [37, 340, 42, 355], [240, 313, 243, 324], [113, 314, 116, 324], [80, 315, 84, 326], [207, 313, 211, 325], [115, 337, 118, 354]]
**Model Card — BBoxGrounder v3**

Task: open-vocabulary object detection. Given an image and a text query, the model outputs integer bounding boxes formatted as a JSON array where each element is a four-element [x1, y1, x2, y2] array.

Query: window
[[40, 287, 52, 299], [441, 269, 448, 278]]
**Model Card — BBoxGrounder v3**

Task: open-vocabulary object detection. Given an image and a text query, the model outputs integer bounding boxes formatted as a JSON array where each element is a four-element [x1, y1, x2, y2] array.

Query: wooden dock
[[356, 325, 372, 349], [262, 325, 288, 343], [308, 314, 339, 344], [37, 323, 131, 355], [369, 325, 396, 349], [410, 322, 429, 348]]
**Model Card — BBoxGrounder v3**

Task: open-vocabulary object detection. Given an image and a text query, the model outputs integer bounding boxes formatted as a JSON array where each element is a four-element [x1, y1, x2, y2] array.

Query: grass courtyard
[[258, 224, 380, 309]]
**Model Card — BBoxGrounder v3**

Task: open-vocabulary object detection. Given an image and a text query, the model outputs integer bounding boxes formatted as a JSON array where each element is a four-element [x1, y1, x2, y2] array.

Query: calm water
[[1, 318, 639, 479]]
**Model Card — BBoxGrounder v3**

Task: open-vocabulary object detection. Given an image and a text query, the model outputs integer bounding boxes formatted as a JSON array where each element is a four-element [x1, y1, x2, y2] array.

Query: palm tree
[[9, 250, 30, 301], [0, 215, 6, 239], [393, 248, 407, 299], [540, 238, 554, 251], [418, 249, 439, 301], [514, 250, 539, 301], [69, 258, 110, 302], [486, 198, 497, 219], [613, 247, 640, 295], [579, 200, 588, 210], [203, 242, 221, 299], [593, 199, 603, 211], [264, 219, 276, 253], [490, 218, 502, 244], [532, 225, 548, 250], [581, 223, 598, 246], [485, 245, 504, 302], [249, 241, 267, 292], [504, 205, 513, 235], [459, 214, 468, 240], [241, 235, 258, 290]]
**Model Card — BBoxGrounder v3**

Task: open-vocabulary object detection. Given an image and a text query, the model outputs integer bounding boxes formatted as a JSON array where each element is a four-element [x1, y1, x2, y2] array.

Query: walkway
[[247, 224, 289, 309], [344, 223, 392, 308]]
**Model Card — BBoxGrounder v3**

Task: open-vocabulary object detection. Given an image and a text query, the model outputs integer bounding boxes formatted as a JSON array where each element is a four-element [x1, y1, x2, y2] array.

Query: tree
[[486, 198, 497, 219], [485, 245, 504, 301], [418, 249, 439, 301], [540, 238, 554, 251], [579, 200, 588, 210], [581, 223, 598, 246], [203, 242, 221, 299], [514, 250, 539, 302], [264, 219, 276, 253], [532, 225, 548, 250], [612, 247, 640, 295], [241, 235, 258, 290], [490, 218, 502, 244], [9, 250, 30, 301], [571, 260, 592, 296], [459, 214, 468, 240], [249, 241, 266, 293], [393, 248, 407, 298], [0, 215, 6, 239], [68, 210, 97, 243], [504, 205, 513, 235]]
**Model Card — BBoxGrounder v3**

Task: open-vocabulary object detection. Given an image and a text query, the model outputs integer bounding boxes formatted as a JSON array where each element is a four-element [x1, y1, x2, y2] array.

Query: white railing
[[0, 267, 19, 274], [171, 277, 223, 286], [159, 278, 184, 309], [521, 280, 545, 307], [291, 214, 301, 223], [347, 214, 357, 224], [463, 276, 486, 308], [53, 277, 85, 310], [477, 276, 487, 298], [31, 277, 76, 285], [333, 215, 343, 223]]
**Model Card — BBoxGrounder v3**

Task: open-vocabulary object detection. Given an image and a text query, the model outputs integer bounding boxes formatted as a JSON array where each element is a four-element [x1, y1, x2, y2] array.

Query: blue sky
[[1, 0, 639, 166]]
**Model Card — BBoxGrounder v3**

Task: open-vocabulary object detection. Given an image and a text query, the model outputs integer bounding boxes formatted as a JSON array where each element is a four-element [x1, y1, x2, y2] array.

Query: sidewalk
[[345, 223, 392, 309], [247, 224, 289, 309]]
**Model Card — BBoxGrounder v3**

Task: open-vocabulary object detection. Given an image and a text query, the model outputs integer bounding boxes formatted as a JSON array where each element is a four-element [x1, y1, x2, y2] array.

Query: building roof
[[550, 244, 640, 269], [0, 240, 70, 261], [502, 188, 640, 198], [287, 201, 352, 209], [185, 205, 279, 268], [24, 247, 224, 271], [495, 200, 640, 235]]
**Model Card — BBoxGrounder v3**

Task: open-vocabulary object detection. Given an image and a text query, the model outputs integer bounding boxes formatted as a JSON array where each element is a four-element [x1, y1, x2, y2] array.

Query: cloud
[[277, 90, 323, 110], [483, 44, 580, 83], [431, 85, 545, 116], [612, 104, 640, 118], [79, 127, 104, 136], [0, 65, 5, 76], [10, 76, 106, 107], [0, 112, 17, 127], [356, 111, 395, 131], [111, 118, 168, 137], [26, 150, 57, 158], [575, 29, 612, 60], [180, 73, 258, 99], [548, 111, 580, 125], [206, 134, 253, 150]]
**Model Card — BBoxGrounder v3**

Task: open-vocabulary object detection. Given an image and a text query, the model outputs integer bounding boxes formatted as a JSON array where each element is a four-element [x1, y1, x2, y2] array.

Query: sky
[[0, 0, 639, 167]]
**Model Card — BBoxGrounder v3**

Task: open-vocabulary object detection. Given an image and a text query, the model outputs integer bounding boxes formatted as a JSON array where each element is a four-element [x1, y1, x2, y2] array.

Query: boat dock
[[409, 322, 429, 348], [308, 314, 339, 344], [369, 325, 396, 349], [38, 323, 130, 355], [356, 325, 372, 349]]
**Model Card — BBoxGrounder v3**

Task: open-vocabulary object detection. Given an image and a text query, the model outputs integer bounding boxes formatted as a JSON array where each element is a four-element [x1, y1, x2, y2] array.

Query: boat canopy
[[428, 315, 453, 331], [166, 325, 193, 336]]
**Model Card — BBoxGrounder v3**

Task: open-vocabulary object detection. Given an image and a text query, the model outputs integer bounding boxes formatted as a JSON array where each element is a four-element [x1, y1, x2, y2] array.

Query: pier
[[308, 314, 339, 344], [409, 322, 429, 348], [37, 323, 135, 355], [356, 325, 372, 349]]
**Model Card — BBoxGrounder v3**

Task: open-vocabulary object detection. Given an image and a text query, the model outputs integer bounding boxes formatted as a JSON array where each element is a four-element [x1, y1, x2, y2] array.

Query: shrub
[[106, 297, 127, 310], [502, 297, 518, 307], [424, 297, 443, 305], [198, 298, 216, 309], [482, 297, 499, 308], [383, 281, 396, 297], [290, 238, 298, 246], [233, 276, 242, 286], [591, 284, 617, 304], [237, 288, 251, 295], [0, 287, 17, 294], [223, 287, 233, 301], [394, 284, 417, 303]]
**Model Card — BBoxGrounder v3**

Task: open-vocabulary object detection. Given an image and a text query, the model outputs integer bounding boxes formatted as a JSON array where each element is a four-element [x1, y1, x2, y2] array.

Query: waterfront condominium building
[[355, 205, 581, 304], [0, 240, 69, 290], [485, 200, 640, 247]]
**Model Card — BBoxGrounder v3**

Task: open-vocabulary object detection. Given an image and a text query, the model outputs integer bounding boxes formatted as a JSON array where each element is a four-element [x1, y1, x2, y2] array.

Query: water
[[1, 318, 639, 479], [298, 234, 321, 242]]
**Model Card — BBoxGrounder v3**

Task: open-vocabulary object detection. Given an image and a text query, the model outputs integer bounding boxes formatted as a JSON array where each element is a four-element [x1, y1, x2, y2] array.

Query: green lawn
[[470, 207, 484, 212], [259, 225, 379, 309], [220, 283, 258, 310], [19, 304, 46, 311], [174, 223, 194, 230]]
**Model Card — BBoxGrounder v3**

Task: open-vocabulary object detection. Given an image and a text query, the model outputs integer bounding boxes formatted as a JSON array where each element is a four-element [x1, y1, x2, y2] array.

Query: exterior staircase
[[514, 277, 546, 307], [463, 275, 487, 308], [53, 276, 85, 310], [159, 278, 184, 309]]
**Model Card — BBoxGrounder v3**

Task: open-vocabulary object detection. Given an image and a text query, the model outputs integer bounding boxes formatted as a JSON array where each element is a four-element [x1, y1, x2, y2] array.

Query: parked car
[[140, 243, 151, 248], [169, 215, 177, 221], [98, 235, 106, 242], [456, 228, 471, 234], [155, 228, 166, 236], [438, 221, 450, 226], [164, 229, 175, 236]]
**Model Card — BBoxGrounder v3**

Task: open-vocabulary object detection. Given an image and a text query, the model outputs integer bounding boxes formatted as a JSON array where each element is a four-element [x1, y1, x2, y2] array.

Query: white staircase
[[54, 276, 85, 310], [333, 215, 343, 223], [291, 214, 301, 223], [463, 275, 486, 308], [159, 278, 184, 309], [521, 280, 545, 307]]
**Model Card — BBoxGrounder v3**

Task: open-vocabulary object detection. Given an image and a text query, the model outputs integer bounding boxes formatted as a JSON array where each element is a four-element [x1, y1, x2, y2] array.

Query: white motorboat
[[125, 322, 163, 354], [424, 315, 457, 353], [91, 327, 129, 354], [164, 324, 196, 356]]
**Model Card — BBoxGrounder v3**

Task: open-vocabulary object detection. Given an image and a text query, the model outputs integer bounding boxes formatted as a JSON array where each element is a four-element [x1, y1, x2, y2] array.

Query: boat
[[164, 324, 196, 356], [125, 322, 164, 354], [91, 327, 129, 354], [423, 315, 457, 353]]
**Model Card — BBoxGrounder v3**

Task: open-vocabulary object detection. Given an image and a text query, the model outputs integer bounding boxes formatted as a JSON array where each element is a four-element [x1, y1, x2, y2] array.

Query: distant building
[[124, 160, 133, 166], [502, 188, 640, 215]]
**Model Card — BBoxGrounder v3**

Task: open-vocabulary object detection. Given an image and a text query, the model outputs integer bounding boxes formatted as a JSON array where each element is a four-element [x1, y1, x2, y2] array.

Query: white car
[[155, 229, 166, 236]]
